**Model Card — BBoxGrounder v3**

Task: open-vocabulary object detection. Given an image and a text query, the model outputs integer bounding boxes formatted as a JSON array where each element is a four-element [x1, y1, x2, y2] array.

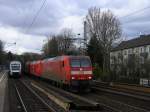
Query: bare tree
[[86, 7, 122, 71], [57, 28, 74, 54], [0, 40, 4, 64], [22, 52, 43, 62], [42, 36, 59, 57], [42, 28, 74, 57]]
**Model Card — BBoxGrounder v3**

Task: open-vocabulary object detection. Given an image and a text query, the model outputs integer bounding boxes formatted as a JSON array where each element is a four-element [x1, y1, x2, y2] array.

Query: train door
[[60, 59, 66, 84]]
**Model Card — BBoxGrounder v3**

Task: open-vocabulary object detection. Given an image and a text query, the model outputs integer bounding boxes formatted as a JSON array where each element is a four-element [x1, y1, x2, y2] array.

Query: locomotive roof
[[69, 55, 90, 59], [43, 55, 90, 61], [29, 55, 90, 63], [10, 61, 21, 64]]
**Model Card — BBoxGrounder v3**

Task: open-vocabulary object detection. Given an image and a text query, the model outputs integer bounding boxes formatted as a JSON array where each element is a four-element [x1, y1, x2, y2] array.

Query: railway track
[[9, 78, 57, 112], [12, 75, 150, 112], [94, 81, 150, 99], [27, 76, 148, 112], [94, 81, 150, 93], [82, 92, 149, 112], [23, 78, 101, 111], [111, 83, 150, 95], [36, 79, 144, 112], [91, 81, 150, 112], [8, 78, 24, 112], [25, 76, 150, 112]]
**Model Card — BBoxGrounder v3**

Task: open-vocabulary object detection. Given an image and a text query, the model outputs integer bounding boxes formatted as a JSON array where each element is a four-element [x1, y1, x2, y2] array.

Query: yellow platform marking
[[31, 82, 71, 111]]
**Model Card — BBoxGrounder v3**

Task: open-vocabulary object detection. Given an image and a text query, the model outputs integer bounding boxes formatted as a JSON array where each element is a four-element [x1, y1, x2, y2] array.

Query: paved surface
[[0, 71, 8, 112]]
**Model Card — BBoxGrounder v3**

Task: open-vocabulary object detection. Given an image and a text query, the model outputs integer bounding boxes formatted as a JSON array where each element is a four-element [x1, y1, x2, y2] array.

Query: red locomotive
[[25, 56, 93, 91]]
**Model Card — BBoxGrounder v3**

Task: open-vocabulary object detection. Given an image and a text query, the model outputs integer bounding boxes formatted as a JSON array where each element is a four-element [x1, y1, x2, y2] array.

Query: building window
[[131, 49, 134, 53], [128, 49, 130, 54], [136, 48, 138, 53], [128, 49, 132, 54], [141, 47, 143, 53], [124, 50, 127, 55], [133, 48, 135, 53], [140, 57, 144, 64], [144, 46, 147, 52]]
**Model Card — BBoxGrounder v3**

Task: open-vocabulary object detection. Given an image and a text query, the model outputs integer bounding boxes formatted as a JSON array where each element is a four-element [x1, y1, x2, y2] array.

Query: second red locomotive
[[25, 56, 93, 91]]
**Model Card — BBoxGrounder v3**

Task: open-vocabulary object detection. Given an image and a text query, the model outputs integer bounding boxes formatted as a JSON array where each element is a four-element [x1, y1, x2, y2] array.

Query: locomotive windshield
[[71, 60, 80, 67], [81, 59, 91, 67], [11, 64, 20, 70], [71, 58, 91, 67]]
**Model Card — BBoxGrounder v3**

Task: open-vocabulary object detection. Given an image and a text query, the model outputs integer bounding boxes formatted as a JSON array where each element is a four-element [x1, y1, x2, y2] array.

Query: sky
[[0, 0, 150, 54]]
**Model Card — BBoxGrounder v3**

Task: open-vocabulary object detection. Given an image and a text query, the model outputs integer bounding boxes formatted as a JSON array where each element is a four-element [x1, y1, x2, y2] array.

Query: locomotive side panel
[[41, 57, 70, 85], [41, 59, 61, 83], [62, 57, 71, 84], [34, 61, 42, 76]]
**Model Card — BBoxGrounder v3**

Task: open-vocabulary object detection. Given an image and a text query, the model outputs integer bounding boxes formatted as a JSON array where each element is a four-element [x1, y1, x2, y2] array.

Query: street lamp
[[4, 42, 17, 53], [5, 42, 16, 47]]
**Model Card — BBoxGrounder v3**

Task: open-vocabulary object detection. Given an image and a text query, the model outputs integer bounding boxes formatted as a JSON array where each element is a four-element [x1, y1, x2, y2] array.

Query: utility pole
[[83, 21, 87, 55], [67, 33, 86, 55], [43, 35, 50, 57]]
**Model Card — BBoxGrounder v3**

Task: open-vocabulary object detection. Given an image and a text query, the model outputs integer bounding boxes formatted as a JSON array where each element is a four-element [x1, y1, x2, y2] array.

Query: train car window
[[81, 59, 91, 67], [71, 60, 80, 67]]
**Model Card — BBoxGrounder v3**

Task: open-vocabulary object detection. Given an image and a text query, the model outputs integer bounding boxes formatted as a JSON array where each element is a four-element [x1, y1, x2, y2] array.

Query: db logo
[[80, 68, 83, 71]]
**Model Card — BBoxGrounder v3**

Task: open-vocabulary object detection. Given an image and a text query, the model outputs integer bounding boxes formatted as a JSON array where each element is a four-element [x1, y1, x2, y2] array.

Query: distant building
[[110, 34, 150, 72]]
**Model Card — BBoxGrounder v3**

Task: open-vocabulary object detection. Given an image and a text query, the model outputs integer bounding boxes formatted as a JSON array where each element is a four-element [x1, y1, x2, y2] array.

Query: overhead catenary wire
[[16, 0, 47, 54], [120, 5, 150, 23], [120, 5, 150, 19], [26, 0, 47, 33], [14, 0, 35, 54], [22, 0, 35, 32], [119, 5, 150, 37]]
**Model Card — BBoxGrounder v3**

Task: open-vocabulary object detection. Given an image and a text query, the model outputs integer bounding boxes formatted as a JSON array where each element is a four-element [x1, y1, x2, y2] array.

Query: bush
[[93, 64, 103, 80], [93, 64, 110, 82], [101, 69, 111, 82]]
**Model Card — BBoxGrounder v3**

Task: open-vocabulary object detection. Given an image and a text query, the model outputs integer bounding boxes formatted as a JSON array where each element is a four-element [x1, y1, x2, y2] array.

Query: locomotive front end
[[69, 56, 93, 92]]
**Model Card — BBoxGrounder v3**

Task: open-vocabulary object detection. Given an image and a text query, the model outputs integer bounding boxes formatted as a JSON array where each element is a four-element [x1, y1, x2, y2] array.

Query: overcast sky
[[0, 0, 150, 54]]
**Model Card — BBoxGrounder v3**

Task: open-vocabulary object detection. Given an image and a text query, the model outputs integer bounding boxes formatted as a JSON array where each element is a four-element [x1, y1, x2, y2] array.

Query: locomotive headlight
[[71, 76, 75, 80], [88, 76, 92, 79]]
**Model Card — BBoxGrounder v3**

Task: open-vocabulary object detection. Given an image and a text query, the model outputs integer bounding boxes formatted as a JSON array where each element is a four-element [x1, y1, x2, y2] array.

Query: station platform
[[0, 71, 9, 112]]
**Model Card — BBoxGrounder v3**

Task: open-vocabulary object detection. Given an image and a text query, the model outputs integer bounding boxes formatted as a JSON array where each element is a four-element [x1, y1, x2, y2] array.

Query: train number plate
[[79, 71, 84, 74]]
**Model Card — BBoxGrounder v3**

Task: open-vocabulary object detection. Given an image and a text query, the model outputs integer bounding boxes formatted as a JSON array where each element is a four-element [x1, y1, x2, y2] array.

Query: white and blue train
[[9, 61, 22, 77]]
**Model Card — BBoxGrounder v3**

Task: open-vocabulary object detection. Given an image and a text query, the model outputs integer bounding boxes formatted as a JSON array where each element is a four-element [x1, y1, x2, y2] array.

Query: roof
[[41, 55, 90, 62], [10, 61, 21, 64], [111, 35, 150, 51]]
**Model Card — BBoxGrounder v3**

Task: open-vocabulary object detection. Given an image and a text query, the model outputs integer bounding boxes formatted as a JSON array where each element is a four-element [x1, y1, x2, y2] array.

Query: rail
[[30, 79, 101, 111], [14, 79, 57, 112], [92, 81, 150, 112]]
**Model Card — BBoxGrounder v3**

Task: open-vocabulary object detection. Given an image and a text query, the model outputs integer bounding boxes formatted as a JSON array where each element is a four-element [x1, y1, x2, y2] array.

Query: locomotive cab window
[[71, 59, 80, 67], [81, 59, 91, 67], [71, 58, 91, 67]]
